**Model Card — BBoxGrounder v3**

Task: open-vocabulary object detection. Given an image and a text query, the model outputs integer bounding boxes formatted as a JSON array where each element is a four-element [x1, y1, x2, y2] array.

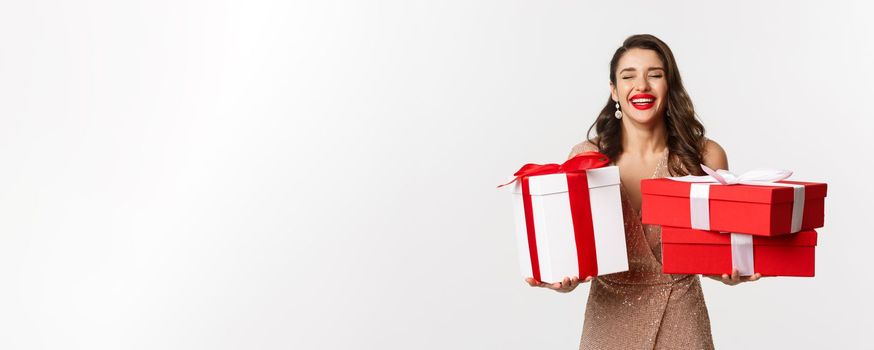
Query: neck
[[620, 116, 668, 157]]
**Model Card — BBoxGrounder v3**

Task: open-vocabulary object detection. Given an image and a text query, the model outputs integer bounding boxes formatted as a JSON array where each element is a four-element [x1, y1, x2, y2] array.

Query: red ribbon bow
[[497, 151, 611, 188], [499, 152, 611, 283]]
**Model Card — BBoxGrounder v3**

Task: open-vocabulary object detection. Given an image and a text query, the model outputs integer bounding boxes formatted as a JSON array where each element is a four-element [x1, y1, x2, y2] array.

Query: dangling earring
[[614, 102, 622, 119]]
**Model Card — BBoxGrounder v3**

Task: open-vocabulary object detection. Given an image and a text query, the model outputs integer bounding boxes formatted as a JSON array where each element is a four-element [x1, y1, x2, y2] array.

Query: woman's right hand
[[525, 276, 594, 293]]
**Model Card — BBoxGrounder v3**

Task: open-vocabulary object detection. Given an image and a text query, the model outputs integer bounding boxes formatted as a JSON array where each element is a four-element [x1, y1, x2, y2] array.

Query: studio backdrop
[[0, 1, 872, 349]]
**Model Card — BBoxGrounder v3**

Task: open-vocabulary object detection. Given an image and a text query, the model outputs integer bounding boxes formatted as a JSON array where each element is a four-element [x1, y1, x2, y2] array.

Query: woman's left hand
[[706, 269, 763, 286]]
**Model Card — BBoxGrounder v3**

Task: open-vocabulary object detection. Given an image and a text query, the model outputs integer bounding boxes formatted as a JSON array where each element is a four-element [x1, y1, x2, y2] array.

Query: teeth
[[631, 98, 654, 103]]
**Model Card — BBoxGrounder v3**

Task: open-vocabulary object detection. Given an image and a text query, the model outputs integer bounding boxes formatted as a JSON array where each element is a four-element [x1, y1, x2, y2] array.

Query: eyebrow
[[619, 67, 665, 74]]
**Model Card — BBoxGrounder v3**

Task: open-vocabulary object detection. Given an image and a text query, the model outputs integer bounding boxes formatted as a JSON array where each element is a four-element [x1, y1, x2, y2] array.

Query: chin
[[626, 111, 663, 124]]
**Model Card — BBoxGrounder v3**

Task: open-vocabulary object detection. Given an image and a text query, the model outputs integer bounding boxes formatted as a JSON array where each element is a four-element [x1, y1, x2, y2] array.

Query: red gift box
[[641, 178, 827, 236], [498, 152, 629, 283], [661, 226, 817, 277]]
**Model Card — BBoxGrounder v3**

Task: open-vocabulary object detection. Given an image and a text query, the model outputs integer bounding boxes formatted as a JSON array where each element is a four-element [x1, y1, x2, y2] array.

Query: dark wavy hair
[[587, 34, 706, 176]]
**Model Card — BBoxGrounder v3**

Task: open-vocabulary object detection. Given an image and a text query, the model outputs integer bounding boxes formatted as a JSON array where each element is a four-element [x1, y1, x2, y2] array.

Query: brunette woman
[[525, 34, 762, 349]]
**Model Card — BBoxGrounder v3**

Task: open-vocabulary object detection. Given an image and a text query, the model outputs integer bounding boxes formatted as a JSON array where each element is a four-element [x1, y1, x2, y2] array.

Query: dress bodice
[[570, 140, 713, 350]]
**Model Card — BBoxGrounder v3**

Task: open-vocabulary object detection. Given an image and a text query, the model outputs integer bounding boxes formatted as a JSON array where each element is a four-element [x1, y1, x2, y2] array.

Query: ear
[[609, 82, 618, 102]]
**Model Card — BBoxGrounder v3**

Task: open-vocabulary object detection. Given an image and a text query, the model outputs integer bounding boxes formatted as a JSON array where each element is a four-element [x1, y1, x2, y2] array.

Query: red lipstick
[[629, 93, 656, 110]]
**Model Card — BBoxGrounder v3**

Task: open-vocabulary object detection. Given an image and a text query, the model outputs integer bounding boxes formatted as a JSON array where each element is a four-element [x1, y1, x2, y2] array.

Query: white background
[[1, 1, 873, 349]]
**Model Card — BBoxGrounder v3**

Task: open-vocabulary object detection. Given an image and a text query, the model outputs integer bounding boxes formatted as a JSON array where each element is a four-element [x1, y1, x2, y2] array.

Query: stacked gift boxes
[[640, 170, 827, 277], [500, 152, 630, 283]]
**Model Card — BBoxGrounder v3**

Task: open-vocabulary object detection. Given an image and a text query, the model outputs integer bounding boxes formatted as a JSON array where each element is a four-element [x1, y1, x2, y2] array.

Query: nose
[[634, 76, 651, 92]]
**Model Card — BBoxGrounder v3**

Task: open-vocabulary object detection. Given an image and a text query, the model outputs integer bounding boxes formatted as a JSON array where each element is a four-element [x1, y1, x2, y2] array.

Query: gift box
[[641, 169, 827, 236], [661, 226, 817, 277], [500, 152, 629, 283]]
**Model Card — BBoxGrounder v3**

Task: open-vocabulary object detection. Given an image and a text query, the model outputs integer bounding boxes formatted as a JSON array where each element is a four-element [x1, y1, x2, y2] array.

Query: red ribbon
[[500, 152, 610, 283]]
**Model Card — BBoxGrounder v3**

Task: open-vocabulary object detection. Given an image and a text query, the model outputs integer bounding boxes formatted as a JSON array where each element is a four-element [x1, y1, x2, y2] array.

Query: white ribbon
[[730, 233, 755, 276], [669, 165, 805, 233], [689, 183, 712, 230]]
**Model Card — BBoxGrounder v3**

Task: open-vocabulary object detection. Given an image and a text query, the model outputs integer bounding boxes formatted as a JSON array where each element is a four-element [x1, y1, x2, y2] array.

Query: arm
[[568, 140, 599, 160], [701, 139, 728, 171]]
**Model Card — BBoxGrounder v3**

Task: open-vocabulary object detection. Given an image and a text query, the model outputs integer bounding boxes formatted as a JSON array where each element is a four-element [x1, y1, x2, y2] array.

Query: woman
[[524, 34, 763, 349]]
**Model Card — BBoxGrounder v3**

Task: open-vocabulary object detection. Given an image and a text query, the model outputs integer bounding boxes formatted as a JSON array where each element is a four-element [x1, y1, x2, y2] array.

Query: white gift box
[[510, 166, 629, 283]]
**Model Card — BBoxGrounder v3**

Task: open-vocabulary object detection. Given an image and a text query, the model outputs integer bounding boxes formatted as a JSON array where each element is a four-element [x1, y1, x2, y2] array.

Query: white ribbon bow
[[670, 165, 793, 185], [668, 165, 805, 276]]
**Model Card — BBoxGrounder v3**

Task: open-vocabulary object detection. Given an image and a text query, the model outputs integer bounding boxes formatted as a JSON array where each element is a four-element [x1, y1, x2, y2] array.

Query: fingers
[[523, 276, 562, 289], [719, 270, 738, 286], [551, 277, 568, 289], [525, 276, 581, 292], [566, 276, 581, 286], [717, 270, 764, 285], [525, 277, 547, 288], [526, 276, 594, 292], [558, 276, 580, 292], [553, 277, 571, 290], [733, 270, 762, 282]]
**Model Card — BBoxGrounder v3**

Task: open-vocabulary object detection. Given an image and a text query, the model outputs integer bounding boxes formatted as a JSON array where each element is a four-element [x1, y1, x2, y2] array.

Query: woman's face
[[610, 48, 669, 125]]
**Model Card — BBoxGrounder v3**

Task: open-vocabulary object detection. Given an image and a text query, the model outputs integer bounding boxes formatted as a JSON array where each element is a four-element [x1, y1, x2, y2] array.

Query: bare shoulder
[[702, 138, 729, 170], [568, 139, 599, 160]]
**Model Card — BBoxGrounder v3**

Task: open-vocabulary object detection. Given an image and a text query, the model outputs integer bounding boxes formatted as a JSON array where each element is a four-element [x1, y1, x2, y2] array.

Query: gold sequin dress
[[571, 142, 714, 350]]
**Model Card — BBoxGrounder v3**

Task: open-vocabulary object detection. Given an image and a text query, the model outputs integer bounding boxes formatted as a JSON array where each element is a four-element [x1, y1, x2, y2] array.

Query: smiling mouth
[[629, 94, 655, 110]]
